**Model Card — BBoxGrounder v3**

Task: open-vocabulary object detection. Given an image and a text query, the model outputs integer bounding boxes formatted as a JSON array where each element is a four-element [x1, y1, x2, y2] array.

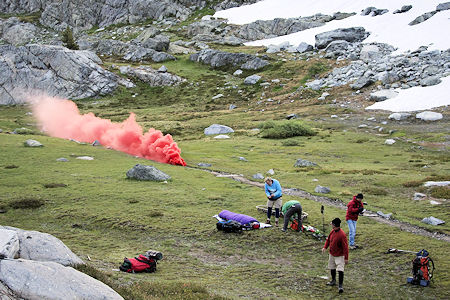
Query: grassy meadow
[[0, 43, 449, 299]]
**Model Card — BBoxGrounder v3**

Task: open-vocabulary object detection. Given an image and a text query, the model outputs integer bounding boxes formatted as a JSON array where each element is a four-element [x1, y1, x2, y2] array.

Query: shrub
[[259, 120, 316, 139], [402, 180, 423, 187], [61, 26, 79, 50], [362, 187, 388, 196], [10, 198, 44, 209], [44, 183, 67, 188], [281, 139, 301, 146], [430, 186, 450, 199]]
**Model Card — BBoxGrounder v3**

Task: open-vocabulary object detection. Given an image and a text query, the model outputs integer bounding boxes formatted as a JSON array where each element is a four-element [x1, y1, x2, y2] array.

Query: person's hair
[[331, 218, 341, 227], [264, 177, 272, 183], [356, 193, 364, 199]]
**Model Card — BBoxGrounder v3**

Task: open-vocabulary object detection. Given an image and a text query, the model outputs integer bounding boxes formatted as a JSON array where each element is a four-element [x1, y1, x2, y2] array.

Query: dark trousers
[[283, 204, 302, 231]]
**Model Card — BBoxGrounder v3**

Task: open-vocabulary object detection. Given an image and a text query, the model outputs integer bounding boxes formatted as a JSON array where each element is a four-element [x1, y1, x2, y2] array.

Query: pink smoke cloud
[[31, 95, 186, 166]]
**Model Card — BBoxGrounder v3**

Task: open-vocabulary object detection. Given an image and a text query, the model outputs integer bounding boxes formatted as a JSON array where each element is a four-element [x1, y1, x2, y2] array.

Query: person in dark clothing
[[322, 218, 349, 294], [281, 200, 302, 232], [346, 193, 364, 249]]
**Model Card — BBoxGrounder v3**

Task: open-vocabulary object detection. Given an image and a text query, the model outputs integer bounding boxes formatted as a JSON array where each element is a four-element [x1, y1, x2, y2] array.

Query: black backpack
[[216, 220, 242, 233]]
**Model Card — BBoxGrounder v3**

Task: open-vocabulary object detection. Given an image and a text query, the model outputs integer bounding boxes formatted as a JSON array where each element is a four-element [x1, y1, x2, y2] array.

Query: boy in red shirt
[[322, 218, 349, 294]]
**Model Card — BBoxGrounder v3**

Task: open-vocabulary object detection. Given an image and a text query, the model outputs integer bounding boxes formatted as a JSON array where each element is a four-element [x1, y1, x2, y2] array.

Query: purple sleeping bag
[[219, 210, 259, 225]]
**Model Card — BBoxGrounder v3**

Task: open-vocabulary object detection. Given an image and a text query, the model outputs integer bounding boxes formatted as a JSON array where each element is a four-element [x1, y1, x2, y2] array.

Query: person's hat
[[331, 218, 341, 227], [356, 193, 364, 199]]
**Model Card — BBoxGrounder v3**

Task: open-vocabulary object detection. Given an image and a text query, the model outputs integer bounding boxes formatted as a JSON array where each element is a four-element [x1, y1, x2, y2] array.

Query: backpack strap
[[135, 257, 155, 266]]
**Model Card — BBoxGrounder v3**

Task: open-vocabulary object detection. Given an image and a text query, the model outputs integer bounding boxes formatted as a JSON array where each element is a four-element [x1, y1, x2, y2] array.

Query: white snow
[[366, 77, 450, 112], [214, 0, 450, 112]]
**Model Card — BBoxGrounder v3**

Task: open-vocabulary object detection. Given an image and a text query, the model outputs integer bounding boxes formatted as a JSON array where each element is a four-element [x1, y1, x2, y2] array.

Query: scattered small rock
[[56, 158, 69, 162], [294, 159, 317, 167], [385, 139, 396, 145], [204, 124, 234, 135], [252, 173, 264, 179], [244, 75, 261, 85], [413, 192, 427, 200], [314, 185, 330, 194], [238, 156, 248, 162], [197, 163, 211, 168], [377, 211, 392, 219], [126, 164, 171, 181], [24, 139, 43, 147], [421, 216, 445, 226], [76, 156, 94, 160], [213, 135, 230, 139], [415, 111, 443, 121], [267, 169, 275, 175], [388, 112, 411, 121]]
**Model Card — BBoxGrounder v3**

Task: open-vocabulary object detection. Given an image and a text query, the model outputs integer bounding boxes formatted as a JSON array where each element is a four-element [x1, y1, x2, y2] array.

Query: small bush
[[61, 26, 79, 50], [259, 120, 316, 139], [362, 187, 388, 196], [5, 165, 19, 169], [402, 180, 423, 187], [44, 183, 67, 188], [281, 139, 301, 146], [10, 198, 44, 209], [430, 186, 450, 199]]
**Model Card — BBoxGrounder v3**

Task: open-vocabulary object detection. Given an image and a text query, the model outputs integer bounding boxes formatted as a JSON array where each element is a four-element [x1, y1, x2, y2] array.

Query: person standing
[[281, 200, 302, 232], [346, 193, 364, 249], [264, 177, 282, 226], [322, 218, 349, 294]]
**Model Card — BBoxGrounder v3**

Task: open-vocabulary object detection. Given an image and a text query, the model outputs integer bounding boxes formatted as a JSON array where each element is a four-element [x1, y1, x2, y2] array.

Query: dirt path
[[198, 168, 450, 243]]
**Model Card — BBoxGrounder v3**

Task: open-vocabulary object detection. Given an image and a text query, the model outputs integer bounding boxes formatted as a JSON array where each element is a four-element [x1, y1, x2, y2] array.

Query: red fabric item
[[346, 196, 364, 221], [324, 228, 349, 260], [128, 255, 156, 273]]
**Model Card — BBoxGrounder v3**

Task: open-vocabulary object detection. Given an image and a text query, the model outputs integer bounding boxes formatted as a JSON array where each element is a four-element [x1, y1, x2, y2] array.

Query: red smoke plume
[[31, 96, 186, 166]]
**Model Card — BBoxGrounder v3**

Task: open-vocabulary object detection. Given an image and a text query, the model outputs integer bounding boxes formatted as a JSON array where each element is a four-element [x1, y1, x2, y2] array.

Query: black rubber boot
[[327, 269, 336, 286], [338, 271, 344, 293]]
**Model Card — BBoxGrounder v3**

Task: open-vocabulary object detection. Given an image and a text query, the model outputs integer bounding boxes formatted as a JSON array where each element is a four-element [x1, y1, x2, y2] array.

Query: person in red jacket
[[322, 218, 349, 294], [346, 193, 364, 249]]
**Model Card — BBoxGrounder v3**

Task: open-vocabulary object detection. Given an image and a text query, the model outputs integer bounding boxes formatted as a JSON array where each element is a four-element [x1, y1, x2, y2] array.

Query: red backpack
[[119, 254, 156, 273]]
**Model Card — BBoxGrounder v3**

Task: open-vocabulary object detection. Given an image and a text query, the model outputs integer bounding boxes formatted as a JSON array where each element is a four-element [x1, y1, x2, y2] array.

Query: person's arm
[[347, 201, 359, 214], [342, 234, 349, 262], [272, 180, 282, 198], [264, 184, 271, 198]]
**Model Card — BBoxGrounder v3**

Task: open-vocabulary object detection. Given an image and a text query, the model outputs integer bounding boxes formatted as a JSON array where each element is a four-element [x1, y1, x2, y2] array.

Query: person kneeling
[[281, 200, 302, 232]]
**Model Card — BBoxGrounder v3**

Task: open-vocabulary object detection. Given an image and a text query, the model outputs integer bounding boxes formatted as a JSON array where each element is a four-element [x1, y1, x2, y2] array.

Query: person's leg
[[347, 220, 356, 246], [266, 199, 273, 223], [274, 198, 282, 226], [283, 207, 295, 231], [338, 271, 344, 293], [327, 254, 337, 286], [295, 204, 303, 231], [335, 256, 345, 293]]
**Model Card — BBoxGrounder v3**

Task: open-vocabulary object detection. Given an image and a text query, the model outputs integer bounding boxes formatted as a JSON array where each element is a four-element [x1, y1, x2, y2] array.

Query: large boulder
[[0, 259, 123, 300], [126, 164, 171, 181], [369, 90, 399, 102], [119, 65, 184, 86], [0, 226, 84, 266], [0, 228, 19, 259], [0, 17, 37, 46], [315, 27, 369, 49], [190, 49, 269, 70], [204, 124, 234, 135], [0, 44, 118, 105]]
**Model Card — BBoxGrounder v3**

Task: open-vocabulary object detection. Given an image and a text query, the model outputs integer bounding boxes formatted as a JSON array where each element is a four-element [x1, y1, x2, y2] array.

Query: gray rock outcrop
[[315, 27, 369, 49], [0, 17, 37, 46], [0, 259, 123, 299], [190, 49, 269, 70], [126, 164, 171, 181], [244, 74, 261, 85], [0, 228, 19, 259], [0, 44, 118, 105], [0, 226, 84, 266], [314, 185, 330, 193], [119, 65, 184, 86], [0, 0, 208, 32], [294, 159, 317, 167], [369, 90, 399, 102], [204, 124, 234, 135], [416, 111, 443, 121]]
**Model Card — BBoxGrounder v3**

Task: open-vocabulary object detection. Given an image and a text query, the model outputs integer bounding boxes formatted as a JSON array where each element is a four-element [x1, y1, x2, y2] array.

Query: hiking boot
[[326, 280, 336, 286], [266, 219, 271, 225], [275, 220, 279, 227], [281, 228, 286, 232], [350, 245, 356, 250], [338, 285, 344, 293]]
